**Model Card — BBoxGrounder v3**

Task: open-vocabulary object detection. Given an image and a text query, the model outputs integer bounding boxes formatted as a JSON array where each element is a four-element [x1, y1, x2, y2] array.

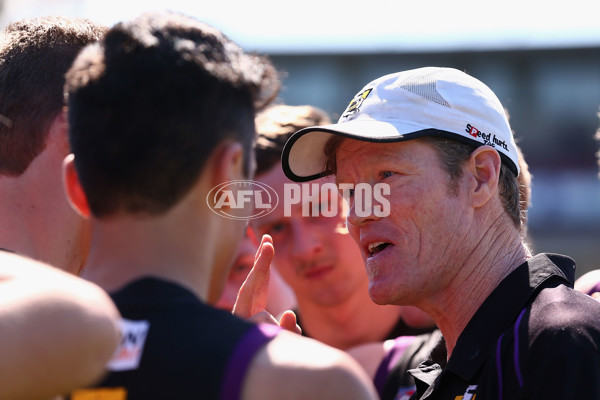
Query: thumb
[[278, 310, 302, 335]]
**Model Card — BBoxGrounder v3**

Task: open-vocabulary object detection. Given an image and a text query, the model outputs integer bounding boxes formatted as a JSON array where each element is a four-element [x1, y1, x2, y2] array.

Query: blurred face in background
[[254, 164, 368, 308], [216, 226, 296, 316], [215, 227, 257, 312]]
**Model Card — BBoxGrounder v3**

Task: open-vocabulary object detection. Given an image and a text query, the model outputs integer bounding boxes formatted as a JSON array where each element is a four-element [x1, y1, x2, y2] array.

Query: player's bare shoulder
[[241, 330, 378, 400]]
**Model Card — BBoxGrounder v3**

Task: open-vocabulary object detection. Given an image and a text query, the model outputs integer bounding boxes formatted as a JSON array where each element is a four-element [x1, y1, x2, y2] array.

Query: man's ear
[[45, 110, 70, 154], [62, 154, 91, 218], [467, 145, 501, 208], [212, 141, 246, 185]]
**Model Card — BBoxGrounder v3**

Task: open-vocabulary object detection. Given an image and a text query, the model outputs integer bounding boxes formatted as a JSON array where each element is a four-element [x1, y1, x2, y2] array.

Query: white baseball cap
[[281, 66, 520, 182]]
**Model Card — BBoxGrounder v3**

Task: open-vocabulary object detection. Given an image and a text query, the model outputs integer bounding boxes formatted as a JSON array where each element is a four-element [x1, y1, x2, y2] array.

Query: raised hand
[[233, 234, 301, 334]]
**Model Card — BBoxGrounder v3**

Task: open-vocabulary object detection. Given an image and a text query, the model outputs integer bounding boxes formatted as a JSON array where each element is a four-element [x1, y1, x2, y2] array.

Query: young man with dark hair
[[0, 16, 106, 274], [63, 11, 377, 400]]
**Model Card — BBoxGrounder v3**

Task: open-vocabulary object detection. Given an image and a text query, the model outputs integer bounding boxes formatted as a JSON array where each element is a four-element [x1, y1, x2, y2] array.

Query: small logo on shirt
[[455, 384, 478, 400], [394, 386, 416, 400], [107, 318, 150, 371]]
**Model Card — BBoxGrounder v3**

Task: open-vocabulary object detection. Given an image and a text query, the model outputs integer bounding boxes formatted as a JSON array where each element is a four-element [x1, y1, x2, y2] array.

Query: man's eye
[[381, 171, 395, 179], [270, 222, 286, 234], [230, 263, 252, 283], [233, 263, 252, 276]]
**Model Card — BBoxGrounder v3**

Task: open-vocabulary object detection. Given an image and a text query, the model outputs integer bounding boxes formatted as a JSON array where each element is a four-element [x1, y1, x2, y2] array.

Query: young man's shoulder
[[106, 277, 378, 399], [243, 330, 378, 400], [110, 276, 258, 338], [88, 277, 280, 399]]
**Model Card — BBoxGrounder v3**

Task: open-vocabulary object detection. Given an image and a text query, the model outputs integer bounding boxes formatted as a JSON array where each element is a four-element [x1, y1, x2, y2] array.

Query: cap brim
[[282, 119, 520, 182], [282, 119, 446, 182]]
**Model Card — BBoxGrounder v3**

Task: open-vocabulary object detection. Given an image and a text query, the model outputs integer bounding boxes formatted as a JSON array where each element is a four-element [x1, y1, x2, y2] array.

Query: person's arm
[[0, 251, 120, 400], [233, 236, 377, 399], [347, 340, 395, 379], [243, 330, 379, 400], [349, 336, 430, 400]]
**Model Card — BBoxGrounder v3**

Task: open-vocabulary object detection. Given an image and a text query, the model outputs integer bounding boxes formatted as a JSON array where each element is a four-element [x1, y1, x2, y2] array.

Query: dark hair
[[0, 16, 106, 176], [324, 135, 523, 231], [65, 11, 280, 217], [255, 104, 331, 176]]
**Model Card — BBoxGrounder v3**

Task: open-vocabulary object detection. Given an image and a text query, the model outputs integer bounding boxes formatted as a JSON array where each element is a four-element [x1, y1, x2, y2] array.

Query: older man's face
[[335, 138, 475, 307]]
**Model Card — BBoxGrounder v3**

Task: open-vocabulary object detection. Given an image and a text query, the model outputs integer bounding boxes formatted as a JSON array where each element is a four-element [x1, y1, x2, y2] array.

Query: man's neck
[[424, 226, 530, 357], [0, 183, 63, 270], [81, 208, 217, 302]]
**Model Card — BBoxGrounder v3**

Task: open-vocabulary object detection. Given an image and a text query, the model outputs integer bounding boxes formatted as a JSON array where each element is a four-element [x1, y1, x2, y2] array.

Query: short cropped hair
[[255, 104, 331, 176], [422, 137, 523, 230], [65, 11, 280, 217], [0, 16, 106, 176]]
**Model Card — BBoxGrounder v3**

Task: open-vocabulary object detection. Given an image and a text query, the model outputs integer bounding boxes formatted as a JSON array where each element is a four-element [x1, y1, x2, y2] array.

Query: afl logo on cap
[[342, 88, 372, 118]]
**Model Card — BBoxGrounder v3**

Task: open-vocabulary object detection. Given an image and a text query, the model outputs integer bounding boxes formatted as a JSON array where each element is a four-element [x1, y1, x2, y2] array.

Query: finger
[[253, 234, 273, 271], [245, 310, 280, 326], [279, 310, 302, 334], [232, 235, 274, 318]]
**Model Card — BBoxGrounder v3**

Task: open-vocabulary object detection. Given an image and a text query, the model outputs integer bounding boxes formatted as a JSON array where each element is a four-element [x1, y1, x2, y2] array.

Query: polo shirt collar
[[417, 253, 575, 384]]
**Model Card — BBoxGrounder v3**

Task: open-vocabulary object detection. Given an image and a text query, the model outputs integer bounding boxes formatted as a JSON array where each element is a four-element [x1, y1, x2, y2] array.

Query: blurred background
[[2, 0, 599, 276]]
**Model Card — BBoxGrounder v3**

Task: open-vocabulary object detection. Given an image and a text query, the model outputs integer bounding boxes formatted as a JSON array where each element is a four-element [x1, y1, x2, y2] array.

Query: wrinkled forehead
[[331, 137, 387, 167], [324, 136, 380, 178], [332, 138, 383, 182], [333, 138, 435, 183]]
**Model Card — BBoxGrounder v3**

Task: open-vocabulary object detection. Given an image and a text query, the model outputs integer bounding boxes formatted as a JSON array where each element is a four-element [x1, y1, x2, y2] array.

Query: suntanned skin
[[216, 228, 296, 318], [0, 251, 119, 400], [255, 165, 404, 350], [0, 114, 90, 274], [234, 235, 378, 399], [65, 140, 378, 400], [335, 139, 529, 356]]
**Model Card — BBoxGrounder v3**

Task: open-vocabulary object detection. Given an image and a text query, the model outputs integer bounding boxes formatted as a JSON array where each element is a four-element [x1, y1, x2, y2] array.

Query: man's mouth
[[304, 264, 334, 280], [367, 241, 392, 256]]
